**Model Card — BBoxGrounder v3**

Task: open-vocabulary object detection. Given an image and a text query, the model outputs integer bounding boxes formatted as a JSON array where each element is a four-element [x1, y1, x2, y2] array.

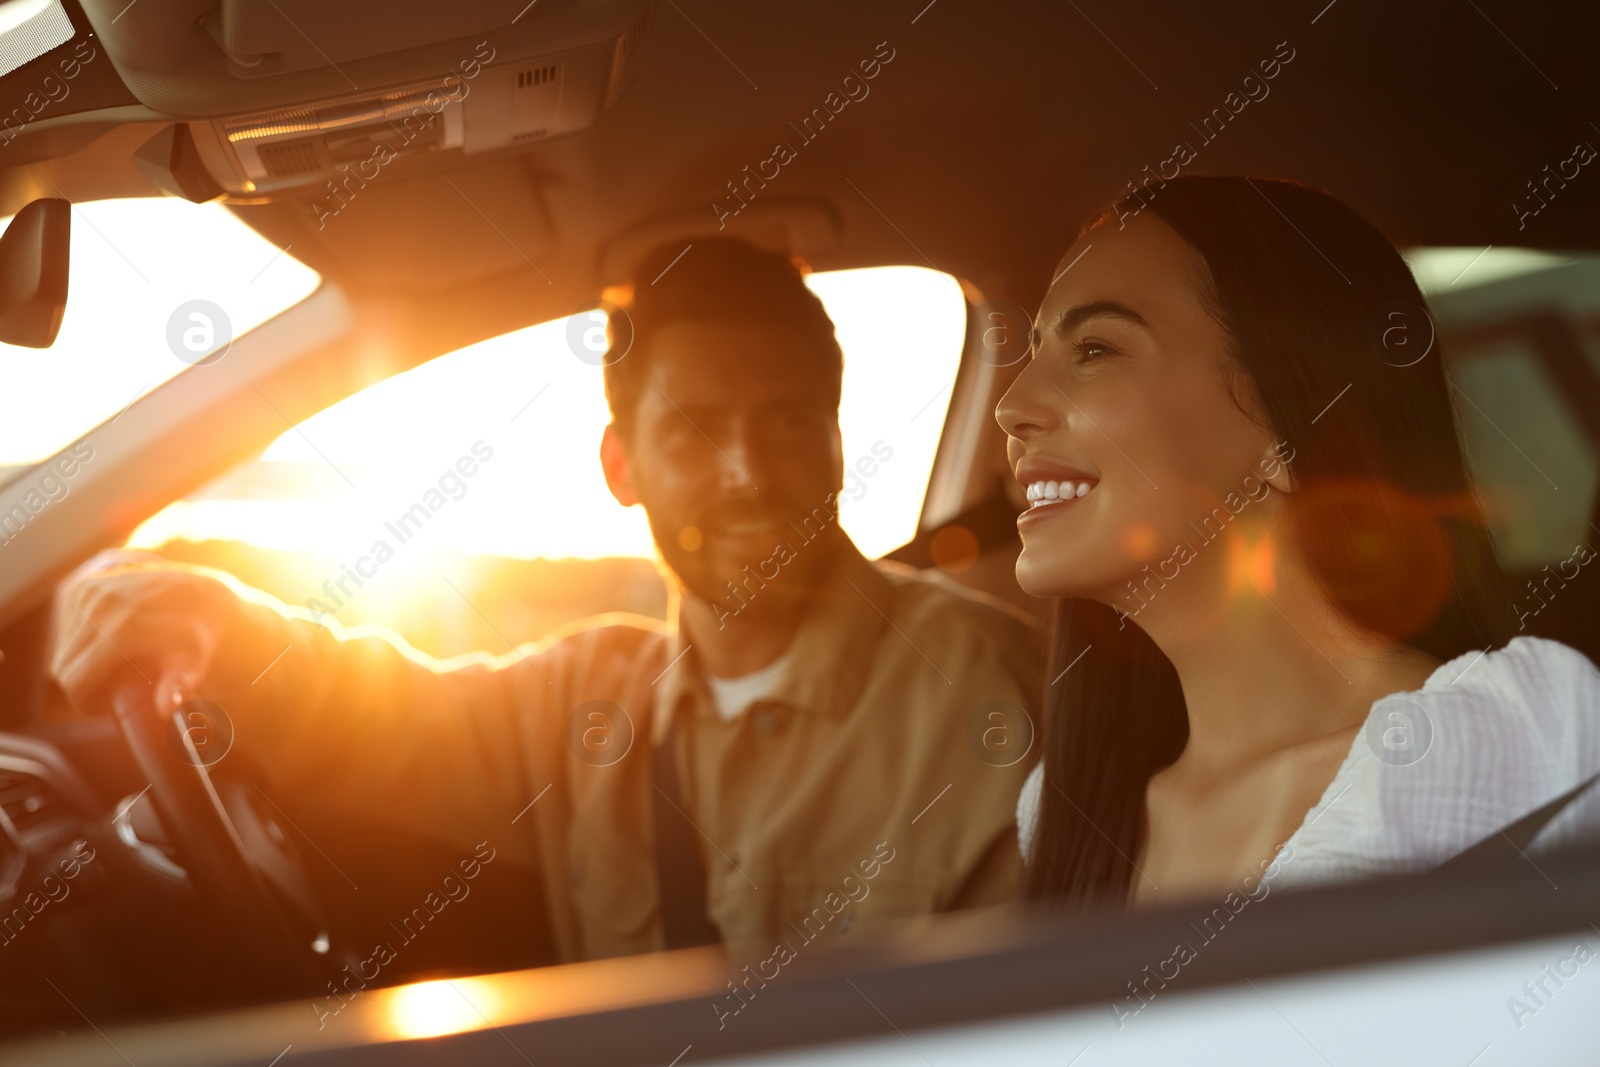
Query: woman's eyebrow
[[1052, 300, 1149, 337]]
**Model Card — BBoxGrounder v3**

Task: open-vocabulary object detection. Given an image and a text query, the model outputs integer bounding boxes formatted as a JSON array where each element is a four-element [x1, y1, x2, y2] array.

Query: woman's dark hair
[[601, 237, 843, 437], [1023, 175, 1516, 905]]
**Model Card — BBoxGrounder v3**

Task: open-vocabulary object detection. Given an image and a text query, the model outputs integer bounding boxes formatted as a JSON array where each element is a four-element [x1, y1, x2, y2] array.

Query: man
[[52, 238, 1040, 964]]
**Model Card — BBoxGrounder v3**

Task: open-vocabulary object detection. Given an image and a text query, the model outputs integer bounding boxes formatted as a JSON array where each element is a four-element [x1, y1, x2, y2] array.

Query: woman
[[1002, 175, 1600, 906]]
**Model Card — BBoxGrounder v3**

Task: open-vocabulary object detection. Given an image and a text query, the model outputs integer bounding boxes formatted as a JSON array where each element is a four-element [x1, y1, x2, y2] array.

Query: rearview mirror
[[0, 197, 70, 348]]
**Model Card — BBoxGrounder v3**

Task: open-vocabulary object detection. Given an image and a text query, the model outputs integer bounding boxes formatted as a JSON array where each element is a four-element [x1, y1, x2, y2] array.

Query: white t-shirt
[[1016, 637, 1600, 886], [705, 651, 793, 722]]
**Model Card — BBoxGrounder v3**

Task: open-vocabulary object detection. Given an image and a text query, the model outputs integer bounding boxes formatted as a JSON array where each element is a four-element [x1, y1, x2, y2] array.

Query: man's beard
[[646, 493, 844, 614]]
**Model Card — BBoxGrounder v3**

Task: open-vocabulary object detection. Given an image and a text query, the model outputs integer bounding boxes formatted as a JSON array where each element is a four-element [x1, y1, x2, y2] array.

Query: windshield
[[123, 266, 966, 656], [0, 197, 320, 486]]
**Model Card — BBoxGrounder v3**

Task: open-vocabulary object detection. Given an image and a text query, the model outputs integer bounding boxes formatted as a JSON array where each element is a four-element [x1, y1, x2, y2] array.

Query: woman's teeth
[[1025, 480, 1095, 507]]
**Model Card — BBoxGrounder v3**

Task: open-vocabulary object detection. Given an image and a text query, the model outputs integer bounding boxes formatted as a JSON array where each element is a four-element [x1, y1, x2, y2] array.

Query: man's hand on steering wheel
[[51, 548, 225, 714], [49, 549, 337, 994]]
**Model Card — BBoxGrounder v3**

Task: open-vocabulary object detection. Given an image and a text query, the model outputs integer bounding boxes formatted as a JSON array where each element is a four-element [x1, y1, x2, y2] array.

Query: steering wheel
[[111, 676, 337, 993]]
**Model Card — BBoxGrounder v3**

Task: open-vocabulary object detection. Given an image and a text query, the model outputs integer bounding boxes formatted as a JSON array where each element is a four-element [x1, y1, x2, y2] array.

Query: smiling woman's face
[[996, 212, 1285, 605]]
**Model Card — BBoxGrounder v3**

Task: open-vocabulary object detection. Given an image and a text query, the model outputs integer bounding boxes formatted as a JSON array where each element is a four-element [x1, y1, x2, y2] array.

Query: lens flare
[[1120, 521, 1160, 562], [1288, 478, 1454, 640], [1227, 533, 1278, 596], [381, 978, 503, 1040]]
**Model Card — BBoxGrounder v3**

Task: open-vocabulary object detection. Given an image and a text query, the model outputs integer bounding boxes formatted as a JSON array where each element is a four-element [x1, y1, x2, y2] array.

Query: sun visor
[[120, 3, 655, 198], [77, 0, 652, 118], [0, 0, 72, 78], [190, 39, 629, 196], [216, 0, 514, 75]]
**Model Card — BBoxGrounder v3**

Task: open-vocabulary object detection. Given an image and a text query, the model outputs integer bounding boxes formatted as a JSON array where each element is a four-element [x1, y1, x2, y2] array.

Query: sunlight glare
[[130, 265, 965, 564], [0, 198, 320, 469], [379, 978, 503, 1040]]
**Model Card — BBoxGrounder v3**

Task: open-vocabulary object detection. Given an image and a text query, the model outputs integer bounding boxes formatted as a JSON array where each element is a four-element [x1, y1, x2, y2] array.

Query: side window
[[1412, 251, 1600, 573], [1449, 338, 1598, 567], [129, 266, 965, 657]]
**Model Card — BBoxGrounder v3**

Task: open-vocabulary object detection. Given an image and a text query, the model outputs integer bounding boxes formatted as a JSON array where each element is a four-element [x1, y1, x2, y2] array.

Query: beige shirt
[[53, 543, 1041, 961]]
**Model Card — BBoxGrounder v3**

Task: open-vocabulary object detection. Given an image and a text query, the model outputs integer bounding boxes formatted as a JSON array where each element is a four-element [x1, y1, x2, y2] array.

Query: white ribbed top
[[1016, 637, 1600, 886]]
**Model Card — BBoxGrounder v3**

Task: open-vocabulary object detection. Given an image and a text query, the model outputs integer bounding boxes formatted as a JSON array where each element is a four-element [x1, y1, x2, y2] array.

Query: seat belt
[[651, 714, 721, 949], [1435, 768, 1600, 872]]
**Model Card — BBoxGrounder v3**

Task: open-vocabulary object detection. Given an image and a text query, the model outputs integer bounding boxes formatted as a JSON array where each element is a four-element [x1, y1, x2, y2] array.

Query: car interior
[[0, 0, 1598, 1063]]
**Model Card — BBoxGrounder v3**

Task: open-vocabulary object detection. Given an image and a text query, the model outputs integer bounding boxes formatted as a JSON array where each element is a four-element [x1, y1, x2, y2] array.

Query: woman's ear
[[1258, 438, 1296, 495]]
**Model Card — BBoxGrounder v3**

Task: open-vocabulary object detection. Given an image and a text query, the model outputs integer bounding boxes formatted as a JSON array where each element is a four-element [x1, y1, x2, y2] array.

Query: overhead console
[[75, 0, 654, 198]]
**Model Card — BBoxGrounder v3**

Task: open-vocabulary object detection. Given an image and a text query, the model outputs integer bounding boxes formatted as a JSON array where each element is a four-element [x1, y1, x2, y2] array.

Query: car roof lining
[[0, 1, 1592, 326]]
